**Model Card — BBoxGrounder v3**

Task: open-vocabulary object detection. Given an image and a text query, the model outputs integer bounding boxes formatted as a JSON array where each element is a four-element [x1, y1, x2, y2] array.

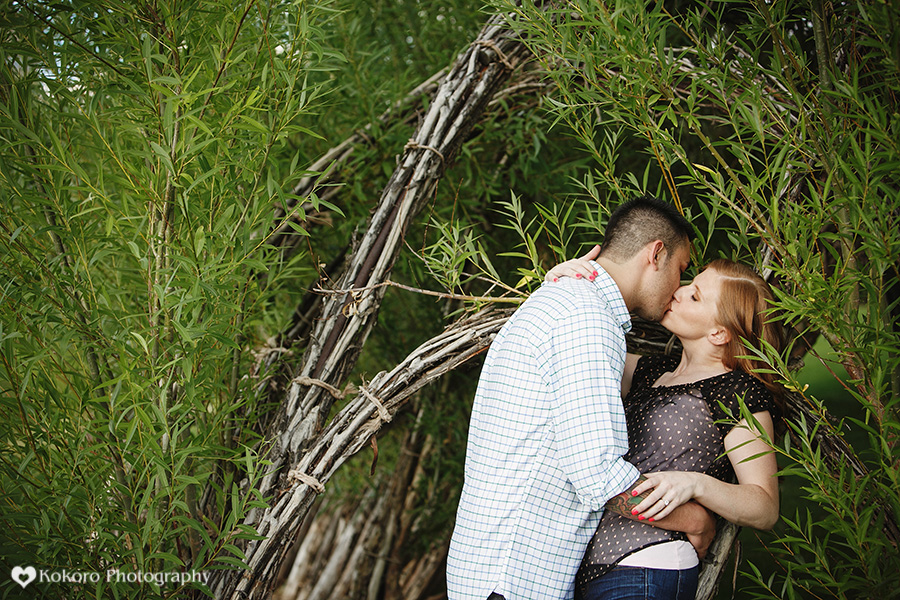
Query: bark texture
[[273, 400, 455, 600], [205, 11, 534, 596]]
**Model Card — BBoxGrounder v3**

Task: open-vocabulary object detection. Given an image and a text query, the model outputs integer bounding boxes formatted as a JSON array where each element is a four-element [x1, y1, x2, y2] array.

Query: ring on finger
[[663, 499, 670, 507]]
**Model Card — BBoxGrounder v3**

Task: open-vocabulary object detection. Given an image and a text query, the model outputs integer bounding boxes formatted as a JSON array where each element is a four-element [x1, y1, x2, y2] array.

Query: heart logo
[[11, 566, 36, 588]]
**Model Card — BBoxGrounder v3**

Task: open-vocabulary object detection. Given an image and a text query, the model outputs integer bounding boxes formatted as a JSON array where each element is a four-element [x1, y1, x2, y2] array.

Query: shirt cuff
[[600, 459, 641, 510]]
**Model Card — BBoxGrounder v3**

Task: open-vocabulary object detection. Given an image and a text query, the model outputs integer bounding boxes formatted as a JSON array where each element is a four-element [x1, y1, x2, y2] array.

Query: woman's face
[[660, 268, 726, 343]]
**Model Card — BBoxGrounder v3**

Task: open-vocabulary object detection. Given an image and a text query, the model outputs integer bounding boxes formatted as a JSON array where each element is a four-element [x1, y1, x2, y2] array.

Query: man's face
[[640, 241, 690, 322]]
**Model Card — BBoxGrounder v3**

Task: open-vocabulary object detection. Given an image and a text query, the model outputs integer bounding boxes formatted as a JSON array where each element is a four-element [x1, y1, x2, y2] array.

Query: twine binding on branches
[[294, 376, 344, 399], [359, 383, 392, 423], [288, 468, 325, 494], [475, 40, 514, 70], [404, 139, 445, 162], [294, 375, 390, 423]]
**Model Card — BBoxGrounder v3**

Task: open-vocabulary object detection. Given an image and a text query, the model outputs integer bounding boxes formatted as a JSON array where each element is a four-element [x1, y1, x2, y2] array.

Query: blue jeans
[[579, 565, 699, 600]]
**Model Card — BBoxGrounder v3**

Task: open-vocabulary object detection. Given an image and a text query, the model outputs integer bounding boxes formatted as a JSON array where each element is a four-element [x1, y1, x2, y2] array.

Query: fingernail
[[553, 278, 558, 282], [631, 509, 638, 515], [575, 274, 582, 279], [631, 490, 638, 496], [638, 515, 645, 520], [593, 271, 598, 276], [648, 518, 655, 522], [588, 275, 595, 281]]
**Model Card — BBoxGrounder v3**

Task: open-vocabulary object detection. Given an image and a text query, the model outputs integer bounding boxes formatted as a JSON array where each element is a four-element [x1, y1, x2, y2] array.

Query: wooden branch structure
[[265, 69, 447, 254], [209, 307, 512, 598], [204, 9, 534, 597]]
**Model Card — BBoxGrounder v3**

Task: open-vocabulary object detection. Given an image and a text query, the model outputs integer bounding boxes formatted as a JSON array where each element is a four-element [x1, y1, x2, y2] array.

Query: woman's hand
[[629, 471, 703, 522], [544, 245, 601, 282], [628, 412, 780, 530]]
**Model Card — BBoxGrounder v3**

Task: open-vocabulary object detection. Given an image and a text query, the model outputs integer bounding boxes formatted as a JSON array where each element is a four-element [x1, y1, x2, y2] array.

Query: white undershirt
[[617, 540, 699, 569]]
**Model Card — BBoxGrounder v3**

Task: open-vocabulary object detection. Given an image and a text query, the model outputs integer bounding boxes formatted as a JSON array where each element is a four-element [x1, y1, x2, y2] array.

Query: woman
[[546, 255, 783, 600]]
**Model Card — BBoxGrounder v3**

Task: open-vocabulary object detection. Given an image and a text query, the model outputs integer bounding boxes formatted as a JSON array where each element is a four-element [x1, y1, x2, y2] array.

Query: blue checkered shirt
[[446, 264, 640, 600]]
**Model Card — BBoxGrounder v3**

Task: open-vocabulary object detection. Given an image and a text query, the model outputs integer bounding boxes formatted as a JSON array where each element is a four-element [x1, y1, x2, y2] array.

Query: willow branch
[[312, 279, 525, 305]]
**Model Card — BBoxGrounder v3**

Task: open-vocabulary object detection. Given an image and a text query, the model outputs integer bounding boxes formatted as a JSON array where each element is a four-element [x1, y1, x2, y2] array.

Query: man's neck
[[595, 256, 638, 310]]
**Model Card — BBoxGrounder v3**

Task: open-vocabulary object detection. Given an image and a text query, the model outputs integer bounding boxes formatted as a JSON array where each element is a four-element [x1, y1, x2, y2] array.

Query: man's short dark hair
[[600, 196, 694, 263]]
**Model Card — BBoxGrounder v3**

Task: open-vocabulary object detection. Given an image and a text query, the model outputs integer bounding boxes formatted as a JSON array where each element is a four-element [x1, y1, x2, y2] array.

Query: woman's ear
[[708, 326, 731, 347]]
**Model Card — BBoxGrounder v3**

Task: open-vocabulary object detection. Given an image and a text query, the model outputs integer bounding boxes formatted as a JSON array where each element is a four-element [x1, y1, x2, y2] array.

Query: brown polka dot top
[[576, 354, 774, 593]]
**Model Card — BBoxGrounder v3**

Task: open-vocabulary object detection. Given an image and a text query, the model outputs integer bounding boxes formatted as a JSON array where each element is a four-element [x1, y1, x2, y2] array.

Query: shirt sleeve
[[630, 355, 666, 394], [540, 303, 640, 510], [738, 375, 775, 413], [716, 373, 775, 435]]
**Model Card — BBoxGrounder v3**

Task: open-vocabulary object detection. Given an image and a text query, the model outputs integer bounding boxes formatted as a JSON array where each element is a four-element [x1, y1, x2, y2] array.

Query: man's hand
[[605, 475, 718, 559], [686, 508, 716, 559]]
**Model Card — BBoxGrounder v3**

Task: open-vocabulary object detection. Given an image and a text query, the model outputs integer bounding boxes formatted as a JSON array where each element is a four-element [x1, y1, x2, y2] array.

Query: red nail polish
[[631, 509, 638, 515], [648, 518, 655, 522], [575, 274, 582, 279], [593, 271, 598, 276], [638, 515, 645, 520], [553, 278, 558, 282], [631, 490, 638, 496]]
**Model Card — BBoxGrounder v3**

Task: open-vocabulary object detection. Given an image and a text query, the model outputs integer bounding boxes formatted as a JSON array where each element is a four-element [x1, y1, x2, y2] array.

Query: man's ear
[[648, 240, 666, 270], [708, 326, 731, 346]]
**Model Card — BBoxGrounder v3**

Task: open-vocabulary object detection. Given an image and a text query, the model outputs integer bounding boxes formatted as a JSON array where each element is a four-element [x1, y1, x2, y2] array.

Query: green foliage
[[0, 1, 339, 597], [490, 0, 900, 596], [763, 408, 900, 599], [3, 0, 896, 596], [0, 0, 563, 596], [422, 219, 505, 297]]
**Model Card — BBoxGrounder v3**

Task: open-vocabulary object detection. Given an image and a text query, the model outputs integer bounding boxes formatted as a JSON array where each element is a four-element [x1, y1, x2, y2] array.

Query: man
[[446, 197, 714, 600]]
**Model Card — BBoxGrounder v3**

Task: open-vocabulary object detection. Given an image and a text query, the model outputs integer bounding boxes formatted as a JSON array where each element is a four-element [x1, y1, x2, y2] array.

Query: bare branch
[[204, 8, 536, 596], [312, 279, 526, 305]]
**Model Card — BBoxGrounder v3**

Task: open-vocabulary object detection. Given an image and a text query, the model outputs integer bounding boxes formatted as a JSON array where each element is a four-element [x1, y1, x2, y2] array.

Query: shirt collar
[[589, 260, 632, 334]]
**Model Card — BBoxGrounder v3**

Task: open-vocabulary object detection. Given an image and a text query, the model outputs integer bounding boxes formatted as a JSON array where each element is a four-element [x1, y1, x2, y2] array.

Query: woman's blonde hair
[[706, 259, 784, 405]]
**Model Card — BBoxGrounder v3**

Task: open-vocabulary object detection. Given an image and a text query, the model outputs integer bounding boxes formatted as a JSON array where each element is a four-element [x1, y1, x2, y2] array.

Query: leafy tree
[[0, 0, 560, 598], [2, 0, 898, 599], [1, 0, 354, 597]]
